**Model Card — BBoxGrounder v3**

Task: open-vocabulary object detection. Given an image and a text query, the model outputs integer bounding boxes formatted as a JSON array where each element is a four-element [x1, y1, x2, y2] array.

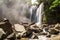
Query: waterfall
[[35, 2, 44, 27], [0, 0, 44, 26], [29, 5, 37, 23]]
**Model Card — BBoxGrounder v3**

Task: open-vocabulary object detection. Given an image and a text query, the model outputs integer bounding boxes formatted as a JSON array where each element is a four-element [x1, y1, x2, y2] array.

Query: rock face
[[14, 24, 26, 32], [0, 18, 60, 40], [48, 28, 59, 34], [14, 24, 26, 37], [0, 20, 13, 39], [41, 24, 48, 28], [0, 28, 6, 38], [54, 23, 60, 30]]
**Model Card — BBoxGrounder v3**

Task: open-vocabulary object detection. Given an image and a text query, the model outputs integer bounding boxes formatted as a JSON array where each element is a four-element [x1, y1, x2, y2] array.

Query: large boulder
[[41, 24, 48, 28], [0, 28, 6, 38], [14, 24, 26, 37], [48, 25, 55, 28], [54, 23, 60, 30], [48, 28, 59, 34], [0, 20, 14, 39]]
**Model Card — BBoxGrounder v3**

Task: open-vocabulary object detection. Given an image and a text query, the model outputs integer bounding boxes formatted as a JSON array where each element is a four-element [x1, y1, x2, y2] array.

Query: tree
[[49, 0, 60, 10], [37, 0, 60, 23]]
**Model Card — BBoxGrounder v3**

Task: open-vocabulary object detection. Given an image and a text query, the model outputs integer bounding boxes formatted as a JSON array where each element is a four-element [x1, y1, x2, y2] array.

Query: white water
[[29, 5, 37, 22], [36, 2, 44, 27]]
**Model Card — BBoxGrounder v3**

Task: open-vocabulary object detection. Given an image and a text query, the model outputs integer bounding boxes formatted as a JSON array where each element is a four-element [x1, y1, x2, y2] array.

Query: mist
[[0, 0, 31, 24]]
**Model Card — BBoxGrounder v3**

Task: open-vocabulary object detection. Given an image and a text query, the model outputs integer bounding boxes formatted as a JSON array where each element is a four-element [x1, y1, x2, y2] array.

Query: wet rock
[[29, 22, 35, 26], [14, 24, 26, 32], [14, 24, 26, 37], [51, 35, 57, 37], [48, 28, 59, 34], [6, 33, 15, 39], [30, 24, 39, 29], [21, 23, 30, 30], [39, 32, 47, 35], [16, 35, 21, 39], [46, 34, 51, 37], [30, 29, 42, 33], [33, 35, 38, 39], [23, 29, 33, 38], [55, 27, 60, 30], [0, 28, 6, 38], [30, 24, 43, 33], [48, 25, 55, 28], [23, 28, 42, 38], [42, 24, 48, 28], [45, 27, 49, 32], [55, 23, 60, 27], [0, 20, 13, 39], [31, 32, 38, 39], [54, 23, 60, 30]]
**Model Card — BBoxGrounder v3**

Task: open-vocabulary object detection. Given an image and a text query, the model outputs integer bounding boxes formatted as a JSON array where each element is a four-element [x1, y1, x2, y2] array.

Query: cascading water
[[35, 2, 44, 27], [29, 5, 37, 23]]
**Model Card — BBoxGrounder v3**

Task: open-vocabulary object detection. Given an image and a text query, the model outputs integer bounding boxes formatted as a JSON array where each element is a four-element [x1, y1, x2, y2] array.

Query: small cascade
[[29, 5, 37, 23], [35, 2, 44, 27]]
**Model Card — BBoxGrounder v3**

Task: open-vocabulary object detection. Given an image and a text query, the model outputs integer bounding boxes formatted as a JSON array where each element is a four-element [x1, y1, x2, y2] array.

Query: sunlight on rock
[[0, 28, 6, 38], [38, 35, 47, 40]]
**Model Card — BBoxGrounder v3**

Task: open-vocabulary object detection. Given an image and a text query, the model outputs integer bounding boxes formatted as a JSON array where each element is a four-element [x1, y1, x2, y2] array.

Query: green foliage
[[37, 0, 60, 23], [37, 0, 41, 4], [49, 0, 60, 10], [37, 0, 43, 5]]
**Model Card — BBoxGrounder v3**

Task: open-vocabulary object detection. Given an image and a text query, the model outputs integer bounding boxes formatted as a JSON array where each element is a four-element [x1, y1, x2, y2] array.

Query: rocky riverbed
[[0, 19, 60, 40]]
